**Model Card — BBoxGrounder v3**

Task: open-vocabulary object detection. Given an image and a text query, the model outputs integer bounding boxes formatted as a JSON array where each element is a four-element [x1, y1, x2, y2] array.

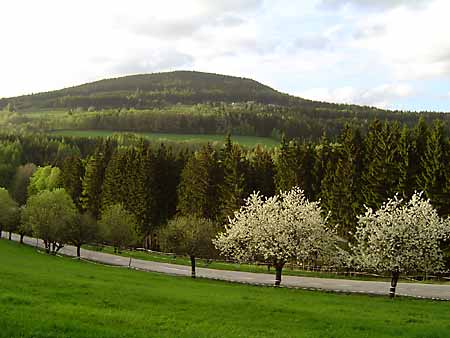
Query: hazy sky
[[1, 0, 450, 111]]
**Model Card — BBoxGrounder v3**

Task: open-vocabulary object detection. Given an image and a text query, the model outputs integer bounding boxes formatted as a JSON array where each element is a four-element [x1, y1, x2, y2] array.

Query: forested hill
[[1, 70, 366, 112], [0, 71, 308, 110]]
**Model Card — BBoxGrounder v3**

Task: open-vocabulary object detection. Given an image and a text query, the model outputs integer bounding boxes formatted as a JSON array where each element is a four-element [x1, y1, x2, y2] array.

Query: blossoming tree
[[352, 192, 449, 297], [214, 187, 338, 286]]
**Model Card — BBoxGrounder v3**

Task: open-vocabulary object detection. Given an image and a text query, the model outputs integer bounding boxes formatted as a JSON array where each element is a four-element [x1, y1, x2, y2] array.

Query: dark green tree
[[247, 145, 275, 198], [362, 121, 402, 210], [61, 156, 85, 211], [218, 136, 247, 223], [10, 163, 37, 206], [274, 136, 297, 193], [81, 141, 111, 219], [177, 145, 221, 220], [419, 120, 449, 216]]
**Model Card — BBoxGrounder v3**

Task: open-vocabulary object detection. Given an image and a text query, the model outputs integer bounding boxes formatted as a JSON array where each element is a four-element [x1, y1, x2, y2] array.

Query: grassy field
[[50, 129, 279, 148], [1, 240, 450, 338]]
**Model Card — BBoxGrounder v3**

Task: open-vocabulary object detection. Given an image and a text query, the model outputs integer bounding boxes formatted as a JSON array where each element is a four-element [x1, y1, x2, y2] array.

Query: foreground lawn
[[1, 240, 449, 338], [49, 129, 279, 148]]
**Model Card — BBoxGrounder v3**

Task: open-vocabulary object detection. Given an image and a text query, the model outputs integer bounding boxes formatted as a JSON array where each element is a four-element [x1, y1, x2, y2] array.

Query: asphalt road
[[2, 231, 450, 300]]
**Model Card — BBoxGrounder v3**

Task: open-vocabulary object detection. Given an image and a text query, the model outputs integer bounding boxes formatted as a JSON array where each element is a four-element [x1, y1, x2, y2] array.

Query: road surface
[[2, 232, 450, 300]]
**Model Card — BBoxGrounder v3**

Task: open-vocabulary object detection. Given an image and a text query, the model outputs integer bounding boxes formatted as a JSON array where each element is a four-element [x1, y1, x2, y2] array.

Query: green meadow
[[49, 129, 279, 148], [1, 239, 449, 338]]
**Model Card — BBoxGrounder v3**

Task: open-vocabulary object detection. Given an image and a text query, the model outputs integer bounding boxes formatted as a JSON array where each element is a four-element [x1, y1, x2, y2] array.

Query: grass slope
[[50, 130, 279, 148], [1, 240, 450, 338]]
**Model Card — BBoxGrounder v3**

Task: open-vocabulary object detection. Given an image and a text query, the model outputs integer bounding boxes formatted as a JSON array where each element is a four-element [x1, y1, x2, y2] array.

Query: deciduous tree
[[215, 187, 338, 286], [0, 188, 20, 239], [352, 192, 449, 297], [22, 189, 77, 253], [160, 215, 218, 278], [98, 204, 138, 252]]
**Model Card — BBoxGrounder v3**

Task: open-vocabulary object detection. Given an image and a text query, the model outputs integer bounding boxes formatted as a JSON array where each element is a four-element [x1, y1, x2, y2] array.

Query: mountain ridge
[[0, 70, 361, 112]]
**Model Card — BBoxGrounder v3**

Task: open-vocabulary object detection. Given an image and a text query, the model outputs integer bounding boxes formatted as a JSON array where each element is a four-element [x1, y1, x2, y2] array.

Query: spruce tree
[[397, 125, 415, 199], [419, 120, 449, 216], [81, 141, 111, 219], [247, 145, 275, 198], [177, 144, 221, 220], [61, 156, 85, 211], [274, 136, 297, 193], [218, 137, 247, 223], [411, 117, 430, 192], [101, 149, 127, 213], [362, 121, 402, 210]]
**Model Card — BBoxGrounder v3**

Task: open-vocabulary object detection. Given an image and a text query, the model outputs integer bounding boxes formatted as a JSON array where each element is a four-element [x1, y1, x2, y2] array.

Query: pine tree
[[274, 136, 297, 192], [312, 134, 331, 201], [218, 137, 247, 223], [101, 149, 127, 213], [341, 126, 364, 216], [177, 144, 221, 220], [81, 141, 111, 219], [61, 156, 85, 211], [411, 117, 430, 192], [247, 145, 275, 198], [397, 125, 415, 199], [419, 120, 450, 216], [362, 121, 402, 210], [295, 142, 316, 200]]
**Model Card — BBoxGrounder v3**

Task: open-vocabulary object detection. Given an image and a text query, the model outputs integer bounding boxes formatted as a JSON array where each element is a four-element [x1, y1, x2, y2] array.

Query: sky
[[1, 0, 450, 111]]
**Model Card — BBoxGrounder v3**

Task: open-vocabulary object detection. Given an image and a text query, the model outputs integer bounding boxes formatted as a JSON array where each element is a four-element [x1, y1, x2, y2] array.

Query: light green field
[[50, 129, 279, 148], [1, 239, 450, 338]]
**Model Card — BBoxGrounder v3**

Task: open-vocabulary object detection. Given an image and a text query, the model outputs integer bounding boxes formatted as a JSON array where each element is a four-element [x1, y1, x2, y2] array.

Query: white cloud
[[350, 0, 450, 80], [109, 49, 194, 75], [298, 83, 414, 108], [320, 0, 429, 11]]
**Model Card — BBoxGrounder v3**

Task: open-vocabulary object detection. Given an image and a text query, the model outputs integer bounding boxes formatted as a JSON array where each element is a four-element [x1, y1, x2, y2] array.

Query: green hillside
[[0, 71, 303, 110]]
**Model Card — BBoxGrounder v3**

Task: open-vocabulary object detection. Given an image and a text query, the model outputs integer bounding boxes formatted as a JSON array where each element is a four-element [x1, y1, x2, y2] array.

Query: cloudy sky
[[1, 0, 450, 111]]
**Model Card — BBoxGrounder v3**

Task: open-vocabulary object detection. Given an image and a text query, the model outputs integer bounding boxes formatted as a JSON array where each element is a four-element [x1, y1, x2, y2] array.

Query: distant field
[[50, 130, 279, 148], [1, 240, 450, 338]]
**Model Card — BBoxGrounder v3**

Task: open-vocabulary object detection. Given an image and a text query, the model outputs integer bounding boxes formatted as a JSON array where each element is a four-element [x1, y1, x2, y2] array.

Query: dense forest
[[1, 118, 450, 262], [2, 71, 449, 141]]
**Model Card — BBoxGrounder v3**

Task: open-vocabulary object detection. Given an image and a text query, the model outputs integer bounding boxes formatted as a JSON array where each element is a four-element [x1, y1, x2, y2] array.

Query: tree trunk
[[44, 241, 50, 254], [274, 262, 284, 286], [190, 256, 196, 278], [9, 232, 12, 240], [390, 267, 400, 298], [77, 245, 81, 257], [55, 243, 63, 253], [20, 234, 24, 244]]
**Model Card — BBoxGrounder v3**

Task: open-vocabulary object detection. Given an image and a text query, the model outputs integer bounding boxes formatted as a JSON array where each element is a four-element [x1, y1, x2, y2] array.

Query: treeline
[[2, 117, 450, 250], [58, 116, 450, 251]]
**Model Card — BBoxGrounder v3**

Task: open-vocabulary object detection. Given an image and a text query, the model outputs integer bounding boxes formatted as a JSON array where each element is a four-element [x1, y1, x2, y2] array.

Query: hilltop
[[0, 71, 310, 111]]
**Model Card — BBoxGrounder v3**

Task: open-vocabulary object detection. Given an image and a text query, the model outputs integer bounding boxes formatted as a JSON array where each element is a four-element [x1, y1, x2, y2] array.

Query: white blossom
[[214, 187, 339, 268], [352, 192, 450, 274]]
